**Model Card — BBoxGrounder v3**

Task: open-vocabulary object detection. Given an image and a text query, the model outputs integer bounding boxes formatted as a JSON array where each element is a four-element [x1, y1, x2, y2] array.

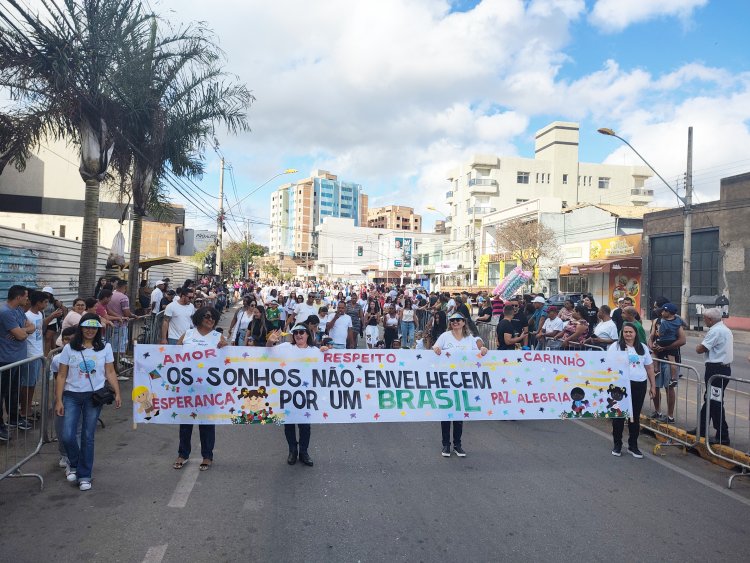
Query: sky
[[14, 0, 750, 243]]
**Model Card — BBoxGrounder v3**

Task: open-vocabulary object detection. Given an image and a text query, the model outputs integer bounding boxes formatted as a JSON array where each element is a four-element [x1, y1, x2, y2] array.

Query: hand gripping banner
[[133, 345, 633, 425]]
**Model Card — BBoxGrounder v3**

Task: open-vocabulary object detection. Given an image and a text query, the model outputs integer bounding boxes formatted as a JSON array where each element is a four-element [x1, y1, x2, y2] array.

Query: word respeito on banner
[[132, 345, 633, 425]]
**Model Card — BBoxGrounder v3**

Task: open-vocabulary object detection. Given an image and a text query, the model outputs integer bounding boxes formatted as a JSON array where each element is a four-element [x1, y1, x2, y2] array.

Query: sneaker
[[7, 417, 32, 431], [611, 445, 622, 457], [658, 415, 675, 424], [65, 468, 77, 482], [58, 456, 70, 468], [668, 379, 678, 388], [628, 446, 644, 459], [453, 445, 467, 457], [0, 425, 8, 442], [117, 374, 129, 381], [441, 445, 451, 457], [79, 481, 92, 491], [649, 411, 662, 419]]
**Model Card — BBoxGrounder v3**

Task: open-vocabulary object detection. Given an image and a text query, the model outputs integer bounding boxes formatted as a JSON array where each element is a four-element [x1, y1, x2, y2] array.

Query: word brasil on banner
[[133, 345, 633, 425]]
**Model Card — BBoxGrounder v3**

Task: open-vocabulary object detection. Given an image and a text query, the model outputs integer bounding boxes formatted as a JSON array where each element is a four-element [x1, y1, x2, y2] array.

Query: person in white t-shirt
[[325, 302, 354, 349], [161, 289, 196, 344], [537, 307, 565, 350], [588, 305, 619, 348], [432, 312, 488, 459], [149, 280, 166, 313], [20, 290, 50, 421], [289, 294, 318, 329]]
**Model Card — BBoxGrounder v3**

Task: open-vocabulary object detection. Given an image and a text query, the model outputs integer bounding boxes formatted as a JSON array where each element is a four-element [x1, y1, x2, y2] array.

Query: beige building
[[367, 205, 421, 231]]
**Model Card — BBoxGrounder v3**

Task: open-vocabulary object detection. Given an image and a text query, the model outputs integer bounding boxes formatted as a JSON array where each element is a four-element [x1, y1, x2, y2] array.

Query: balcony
[[468, 178, 498, 195], [468, 178, 497, 187], [631, 188, 654, 196], [468, 206, 496, 216], [630, 187, 654, 206]]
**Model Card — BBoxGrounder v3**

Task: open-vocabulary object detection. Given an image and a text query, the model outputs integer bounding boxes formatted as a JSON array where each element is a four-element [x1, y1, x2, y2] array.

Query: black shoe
[[453, 445, 466, 457], [709, 436, 731, 446], [441, 445, 451, 457], [287, 449, 298, 465], [628, 446, 644, 459], [611, 445, 622, 457], [0, 425, 8, 442], [7, 417, 31, 431], [299, 452, 314, 466]]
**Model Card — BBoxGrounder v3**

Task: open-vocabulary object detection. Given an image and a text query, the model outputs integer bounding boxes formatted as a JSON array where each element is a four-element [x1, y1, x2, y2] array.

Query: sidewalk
[[641, 318, 750, 344]]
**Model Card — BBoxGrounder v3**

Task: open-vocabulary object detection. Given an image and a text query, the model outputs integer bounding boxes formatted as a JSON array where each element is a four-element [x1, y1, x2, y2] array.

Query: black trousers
[[384, 326, 398, 348], [178, 424, 215, 460], [441, 421, 463, 447], [285, 424, 311, 453], [699, 363, 731, 439], [612, 380, 646, 448], [0, 363, 20, 425]]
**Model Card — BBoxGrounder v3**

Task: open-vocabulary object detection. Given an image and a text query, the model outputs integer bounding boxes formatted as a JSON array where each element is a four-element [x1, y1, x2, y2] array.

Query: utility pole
[[215, 157, 225, 278], [469, 202, 476, 287], [244, 218, 250, 279], [681, 127, 693, 321]]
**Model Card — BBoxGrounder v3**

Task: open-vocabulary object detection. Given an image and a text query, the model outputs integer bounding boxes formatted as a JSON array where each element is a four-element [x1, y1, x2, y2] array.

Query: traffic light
[[357, 245, 363, 256]]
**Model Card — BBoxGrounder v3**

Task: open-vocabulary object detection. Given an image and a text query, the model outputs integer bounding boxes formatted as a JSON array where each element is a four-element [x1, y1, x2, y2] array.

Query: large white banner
[[132, 345, 633, 424]]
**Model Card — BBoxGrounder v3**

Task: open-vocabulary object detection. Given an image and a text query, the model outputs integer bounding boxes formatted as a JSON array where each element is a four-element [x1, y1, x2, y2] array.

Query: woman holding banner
[[433, 312, 488, 458], [173, 306, 228, 472], [266, 324, 317, 467], [608, 322, 656, 459]]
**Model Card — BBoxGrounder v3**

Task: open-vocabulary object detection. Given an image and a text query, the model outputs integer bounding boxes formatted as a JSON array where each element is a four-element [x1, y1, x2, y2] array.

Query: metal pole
[[681, 127, 693, 321], [245, 218, 250, 279], [215, 157, 225, 277], [470, 203, 476, 287]]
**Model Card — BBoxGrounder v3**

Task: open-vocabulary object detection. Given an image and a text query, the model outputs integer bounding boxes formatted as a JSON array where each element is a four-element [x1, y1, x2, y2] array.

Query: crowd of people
[[0, 277, 741, 490]]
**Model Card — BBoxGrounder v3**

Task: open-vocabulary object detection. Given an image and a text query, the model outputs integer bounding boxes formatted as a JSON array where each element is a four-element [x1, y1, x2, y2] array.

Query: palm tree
[[0, 0, 151, 294], [113, 17, 253, 305]]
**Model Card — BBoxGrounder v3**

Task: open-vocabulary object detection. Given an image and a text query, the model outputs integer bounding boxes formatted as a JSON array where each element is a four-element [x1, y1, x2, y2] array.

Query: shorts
[[20, 358, 43, 386], [654, 340, 680, 388], [110, 325, 128, 354], [365, 325, 379, 346]]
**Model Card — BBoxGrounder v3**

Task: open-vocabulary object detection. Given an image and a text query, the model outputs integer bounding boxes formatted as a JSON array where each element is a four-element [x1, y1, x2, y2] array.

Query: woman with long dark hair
[[364, 300, 381, 349], [244, 305, 268, 346], [382, 304, 400, 349], [54, 313, 122, 491], [266, 324, 319, 466], [94, 277, 107, 299], [608, 322, 656, 458], [173, 306, 228, 471], [582, 295, 599, 337]]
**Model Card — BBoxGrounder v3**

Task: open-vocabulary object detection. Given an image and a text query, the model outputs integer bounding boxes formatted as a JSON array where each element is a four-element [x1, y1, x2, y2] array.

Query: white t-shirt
[[594, 319, 618, 342], [229, 309, 253, 342], [542, 316, 565, 335], [357, 298, 368, 313], [182, 328, 221, 347], [58, 343, 114, 392], [447, 298, 456, 313], [150, 287, 164, 310], [25, 310, 44, 357], [433, 331, 480, 352], [328, 314, 353, 345], [294, 303, 318, 323], [164, 301, 195, 340], [608, 342, 653, 383]]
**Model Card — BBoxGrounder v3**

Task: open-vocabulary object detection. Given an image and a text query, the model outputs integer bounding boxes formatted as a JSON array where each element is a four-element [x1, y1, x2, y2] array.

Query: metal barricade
[[640, 358, 703, 454], [476, 321, 498, 350], [704, 373, 750, 488], [0, 355, 47, 490]]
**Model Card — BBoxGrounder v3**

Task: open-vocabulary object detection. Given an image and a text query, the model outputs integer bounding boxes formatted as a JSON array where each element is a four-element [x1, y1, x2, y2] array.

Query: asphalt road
[[1, 308, 749, 562]]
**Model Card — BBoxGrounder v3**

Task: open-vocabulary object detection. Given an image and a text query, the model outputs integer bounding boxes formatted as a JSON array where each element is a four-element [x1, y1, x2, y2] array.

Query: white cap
[[156, 280, 167, 286], [42, 286, 54, 295], [532, 296, 546, 304]]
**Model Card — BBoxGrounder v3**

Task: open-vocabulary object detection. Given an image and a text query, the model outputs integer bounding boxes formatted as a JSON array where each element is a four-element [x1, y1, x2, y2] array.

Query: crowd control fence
[[704, 373, 750, 489], [103, 312, 164, 378], [0, 355, 47, 490]]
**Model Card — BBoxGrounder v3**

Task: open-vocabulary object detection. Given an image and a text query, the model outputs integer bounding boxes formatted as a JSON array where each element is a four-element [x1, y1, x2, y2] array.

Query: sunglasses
[[449, 318, 464, 323], [292, 330, 306, 335], [203, 314, 216, 320]]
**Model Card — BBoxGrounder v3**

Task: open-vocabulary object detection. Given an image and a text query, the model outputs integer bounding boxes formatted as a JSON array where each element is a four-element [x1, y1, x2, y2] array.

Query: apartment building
[[366, 205, 422, 231], [269, 170, 368, 259]]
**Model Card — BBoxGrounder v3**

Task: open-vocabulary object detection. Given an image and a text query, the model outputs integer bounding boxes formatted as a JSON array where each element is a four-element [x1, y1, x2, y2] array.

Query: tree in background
[[221, 240, 267, 277], [493, 218, 560, 289]]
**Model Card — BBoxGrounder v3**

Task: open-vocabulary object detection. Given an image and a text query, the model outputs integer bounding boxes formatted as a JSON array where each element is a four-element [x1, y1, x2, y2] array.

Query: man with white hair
[[691, 308, 733, 446]]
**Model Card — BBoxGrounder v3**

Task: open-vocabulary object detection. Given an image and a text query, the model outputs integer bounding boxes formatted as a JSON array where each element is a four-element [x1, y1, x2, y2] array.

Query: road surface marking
[[168, 463, 200, 508], [574, 421, 750, 508], [142, 544, 168, 563], [243, 498, 265, 511]]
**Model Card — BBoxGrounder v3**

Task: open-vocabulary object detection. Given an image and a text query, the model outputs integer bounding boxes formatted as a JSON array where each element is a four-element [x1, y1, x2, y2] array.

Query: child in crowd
[[414, 331, 425, 350]]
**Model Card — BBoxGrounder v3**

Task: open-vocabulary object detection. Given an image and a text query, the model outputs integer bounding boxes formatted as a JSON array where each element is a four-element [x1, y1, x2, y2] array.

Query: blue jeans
[[178, 424, 215, 460], [401, 321, 415, 348], [61, 391, 102, 481], [330, 343, 346, 349], [167, 338, 179, 345], [56, 413, 81, 457]]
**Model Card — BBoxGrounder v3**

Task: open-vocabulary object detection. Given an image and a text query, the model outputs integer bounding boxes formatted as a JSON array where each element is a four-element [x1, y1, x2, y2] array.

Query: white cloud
[[589, 0, 708, 33]]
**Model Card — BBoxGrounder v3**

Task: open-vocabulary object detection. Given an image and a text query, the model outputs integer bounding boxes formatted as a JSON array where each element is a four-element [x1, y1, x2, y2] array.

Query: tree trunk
[[127, 213, 144, 308], [78, 178, 101, 297]]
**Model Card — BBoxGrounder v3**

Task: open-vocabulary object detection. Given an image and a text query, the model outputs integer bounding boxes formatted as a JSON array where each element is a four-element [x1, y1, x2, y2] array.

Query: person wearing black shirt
[[582, 295, 599, 337], [476, 302, 493, 323], [612, 296, 639, 333], [496, 304, 527, 350]]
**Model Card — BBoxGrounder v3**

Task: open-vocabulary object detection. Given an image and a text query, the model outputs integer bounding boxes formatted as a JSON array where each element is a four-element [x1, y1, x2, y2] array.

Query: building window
[[517, 171, 529, 184], [59, 225, 66, 238], [515, 199, 528, 205], [562, 174, 568, 184], [598, 177, 610, 189], [535, 173, 539, 183]]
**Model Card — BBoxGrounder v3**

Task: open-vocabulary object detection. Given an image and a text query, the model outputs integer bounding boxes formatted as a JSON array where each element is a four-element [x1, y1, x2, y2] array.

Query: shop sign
[[589, 234, 641, 261]]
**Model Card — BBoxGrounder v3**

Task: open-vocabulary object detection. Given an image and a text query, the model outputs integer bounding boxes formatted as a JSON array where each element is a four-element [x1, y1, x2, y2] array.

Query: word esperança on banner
[[132, 344, 634, 425]]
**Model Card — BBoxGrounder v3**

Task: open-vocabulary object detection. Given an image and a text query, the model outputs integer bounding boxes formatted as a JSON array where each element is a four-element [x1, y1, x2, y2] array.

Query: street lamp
[[225, 168, 298, 213], [598, 127, 693, 321]]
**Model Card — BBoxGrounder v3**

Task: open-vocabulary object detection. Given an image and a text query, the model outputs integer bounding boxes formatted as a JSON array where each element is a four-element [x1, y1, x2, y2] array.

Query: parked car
[[546, 293, 583, 308]]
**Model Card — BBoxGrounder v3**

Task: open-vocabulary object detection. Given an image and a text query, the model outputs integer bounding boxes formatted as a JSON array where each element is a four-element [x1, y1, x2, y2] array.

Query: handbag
[[81, 351, 116, 407]]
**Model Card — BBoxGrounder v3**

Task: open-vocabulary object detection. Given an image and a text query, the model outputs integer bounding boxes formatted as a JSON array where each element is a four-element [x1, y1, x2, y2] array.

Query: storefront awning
[[560, 258, 641, 275]]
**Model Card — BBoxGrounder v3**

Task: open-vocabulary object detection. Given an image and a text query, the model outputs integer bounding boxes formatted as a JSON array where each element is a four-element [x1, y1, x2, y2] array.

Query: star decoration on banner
[[515, 377, 521, 383], [356, 365, 362, 370], [447, 413, 454, 419], [159, 346, 165, 352], [229, 408, 235, 414], [242, 352, 249, 358], [618, 370, 624, 375], [600, 358, 606, 363], [171, 412, 177, 419], [585, 380, 591, 385], [399, 361, 405, 367], [190, 412, 197, 419], [143, 352, 150, 358], [374, 413, 380, 420], [540, 377, 545, 383], [280, 362, 287, 368], [525, 367, 531, 373], [607, 368, 613, 373], [476, 353, 482, 359], [350, 413, 357, 419], [400, 411, 406, 416], [379, 363, 384, 368], [487, 410, 493, 416], [304, 412, 311, 418], [445, 352, 451, 358], [197, 362, 204, 369], [539, 407, 544, 412], [450, 364, 456, 369], [599, 387, 604, 393], [474, 395, 481, 402], [232, 387, 238, 393], [416, 354, 422, 360], [284, 410, 291, 416], [224, 358, 231, 365], [356, 377, 363, 383], [516, 358, 522, 363], [593, 393, 598, 398], [511, 389, 518, 395], [365, 394, 371, 400], [188, 387, 195, 393], [197, 377, 203, 384], [503, 410, 509, 416], [339, 363, 345, 369], [464, 412, 470, 418], [503, 358, 509, 364], [157, 363, 164, 369], [527, 381, 532, 386], [302, 381, 309, 387], [564, 377, 569, 383], [553, 368, 558, 374], [550, 408, 555, 413], [462, 356, 467, 361], [323, 412, 328, 419], [501, 378, 507, 384], [520, 408, 526, 415]]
